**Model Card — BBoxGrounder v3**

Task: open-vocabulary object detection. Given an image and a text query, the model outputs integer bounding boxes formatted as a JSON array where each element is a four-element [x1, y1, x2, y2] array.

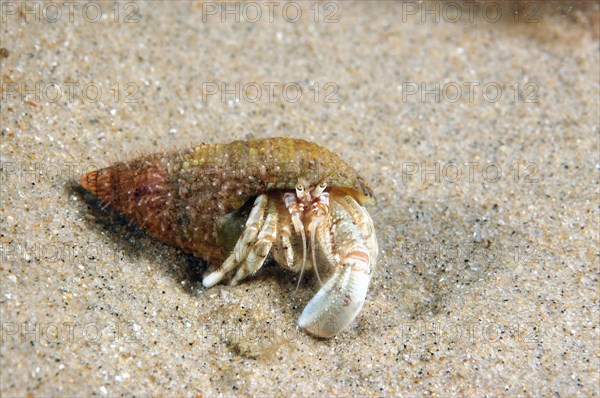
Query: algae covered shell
[[80, 137, 374, 265]]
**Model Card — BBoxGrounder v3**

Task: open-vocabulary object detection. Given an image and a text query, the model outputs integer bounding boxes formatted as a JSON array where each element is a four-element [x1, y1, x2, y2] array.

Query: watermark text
[[1, 81, 140, 104], [201, 81, 339, 104], [200, 1, 339, 23], [401, 82, 539, 104], [1, 1, 140, 24]]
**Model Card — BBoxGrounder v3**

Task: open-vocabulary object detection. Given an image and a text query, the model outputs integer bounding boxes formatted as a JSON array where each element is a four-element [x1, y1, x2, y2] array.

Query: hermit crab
[[80, 137, 378, 337]]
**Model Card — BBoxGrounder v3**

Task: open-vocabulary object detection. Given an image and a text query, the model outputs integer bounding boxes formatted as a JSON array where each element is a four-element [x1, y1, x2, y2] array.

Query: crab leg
[[230, 200, 279, 286], [202, 194, 267, 288], [277, 219, 295, 270]]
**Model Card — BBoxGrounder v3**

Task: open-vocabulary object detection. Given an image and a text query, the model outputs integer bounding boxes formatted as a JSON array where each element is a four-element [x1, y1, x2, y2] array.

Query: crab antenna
[[284, 191, 308, 296], [293, 218, 307, 296], [309, 218, 323, 286]]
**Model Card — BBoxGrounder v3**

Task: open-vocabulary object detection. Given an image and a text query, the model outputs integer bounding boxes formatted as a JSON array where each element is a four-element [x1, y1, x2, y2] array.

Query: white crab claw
[[298, 252, 371, 338]]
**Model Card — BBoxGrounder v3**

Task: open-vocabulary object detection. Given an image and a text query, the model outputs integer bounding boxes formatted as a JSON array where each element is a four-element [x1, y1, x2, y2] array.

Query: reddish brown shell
[[80, 137, 374, 264]]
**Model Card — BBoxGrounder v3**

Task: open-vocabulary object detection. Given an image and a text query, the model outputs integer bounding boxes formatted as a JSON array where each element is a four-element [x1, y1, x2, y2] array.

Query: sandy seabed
[[1, 1, 599, 396]]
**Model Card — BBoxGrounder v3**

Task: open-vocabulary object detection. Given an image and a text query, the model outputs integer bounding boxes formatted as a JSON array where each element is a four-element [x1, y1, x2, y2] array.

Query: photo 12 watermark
[[1, 321, 142, 344], [1, 81, 140, 105], [397, 1, 540, 24], [398, 320, 543, 359], [200, 1, 339, 23], [1, 1, 140, 24], [201, 81, 339, 104], [0, 239, 130, 266], [1, 160, 102, 185], [400, 161, 540, 184], [391, 239, 542, 267], [401, 82, 540, 104]]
